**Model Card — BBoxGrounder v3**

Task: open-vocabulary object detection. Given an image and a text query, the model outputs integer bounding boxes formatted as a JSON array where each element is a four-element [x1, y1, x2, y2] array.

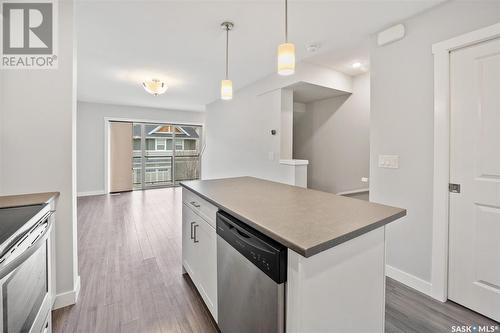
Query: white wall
[[203, 85, 311, 186], [293, 73, 370, 194], [370, 1, 500, 292], [0, 73, 4, 193], [203, 86, 286, 181], [280, 89, 294, 160], [202, 63, 351, 186], [0, 1, 79, 304], [77, 101, 205, 194]]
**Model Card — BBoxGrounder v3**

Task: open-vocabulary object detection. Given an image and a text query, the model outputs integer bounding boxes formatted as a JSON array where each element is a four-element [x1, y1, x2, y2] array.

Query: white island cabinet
[[182, 188, 218, 321], [286, 227, 386, 332], [181, 177, 406, 332]]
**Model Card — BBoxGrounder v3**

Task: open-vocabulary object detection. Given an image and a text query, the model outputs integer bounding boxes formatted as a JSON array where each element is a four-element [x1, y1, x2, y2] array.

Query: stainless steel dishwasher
[[216, 210, 287, 333]]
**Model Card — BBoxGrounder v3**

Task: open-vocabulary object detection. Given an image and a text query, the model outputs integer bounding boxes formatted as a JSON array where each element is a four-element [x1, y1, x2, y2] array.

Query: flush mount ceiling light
[[220, 21, 234, 101], [352, 62, 362, 69], [142, 79, 168, 96], [277, 0, 295, 76]]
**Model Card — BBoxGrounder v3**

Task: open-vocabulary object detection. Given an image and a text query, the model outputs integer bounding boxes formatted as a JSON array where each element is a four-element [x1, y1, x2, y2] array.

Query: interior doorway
[[292, 73, 371, 199]]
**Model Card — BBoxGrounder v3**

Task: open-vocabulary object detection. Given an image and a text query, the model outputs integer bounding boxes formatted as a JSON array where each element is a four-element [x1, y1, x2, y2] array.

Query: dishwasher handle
[[217, 211, 284, 252], [224, 221, 275, 255]]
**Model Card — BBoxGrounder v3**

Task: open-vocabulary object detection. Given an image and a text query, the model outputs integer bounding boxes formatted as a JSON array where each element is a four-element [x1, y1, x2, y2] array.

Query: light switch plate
[[378, 155, 399, 169]]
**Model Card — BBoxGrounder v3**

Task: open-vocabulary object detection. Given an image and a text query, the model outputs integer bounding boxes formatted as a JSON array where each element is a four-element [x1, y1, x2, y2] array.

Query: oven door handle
[[0, 212, 54, 280]]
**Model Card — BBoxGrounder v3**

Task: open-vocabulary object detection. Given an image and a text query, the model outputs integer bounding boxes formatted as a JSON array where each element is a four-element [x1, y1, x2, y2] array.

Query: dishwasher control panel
[[216, 211, 287, 284]]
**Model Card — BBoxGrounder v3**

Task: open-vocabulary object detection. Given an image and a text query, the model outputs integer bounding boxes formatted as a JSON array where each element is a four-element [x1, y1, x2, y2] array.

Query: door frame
[[104, 117, 204, 194], [431, 22, 500, 302]]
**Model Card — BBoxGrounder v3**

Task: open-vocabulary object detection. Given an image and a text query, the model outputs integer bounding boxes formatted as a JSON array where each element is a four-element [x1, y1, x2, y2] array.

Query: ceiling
[[76, 0, 445, 112]]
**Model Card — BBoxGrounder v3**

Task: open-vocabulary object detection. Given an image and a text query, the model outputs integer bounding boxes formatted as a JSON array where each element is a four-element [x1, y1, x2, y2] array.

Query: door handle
[[190, 201, 201, 208], [449, 183, 461, 193], [190, 222, 195, 239], [193, 224, 199, 243]]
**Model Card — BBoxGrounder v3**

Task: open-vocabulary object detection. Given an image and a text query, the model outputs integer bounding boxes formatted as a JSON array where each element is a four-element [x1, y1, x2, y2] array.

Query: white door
[[449, 37, 500, 322]]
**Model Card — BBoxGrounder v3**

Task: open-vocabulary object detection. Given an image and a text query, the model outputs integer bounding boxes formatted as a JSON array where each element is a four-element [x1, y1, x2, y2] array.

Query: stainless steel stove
[[0, 203, 54, 333]]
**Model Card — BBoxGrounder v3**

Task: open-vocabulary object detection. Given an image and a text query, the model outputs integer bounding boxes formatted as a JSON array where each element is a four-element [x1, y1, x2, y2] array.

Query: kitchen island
[[180, 177, 406, 332]]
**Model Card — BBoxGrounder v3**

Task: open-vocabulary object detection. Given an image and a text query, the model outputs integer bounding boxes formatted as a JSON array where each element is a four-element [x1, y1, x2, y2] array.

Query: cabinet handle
[[190, 222, 196, 239], [190, 201, 201, 208], [193, 224, 199, 243]]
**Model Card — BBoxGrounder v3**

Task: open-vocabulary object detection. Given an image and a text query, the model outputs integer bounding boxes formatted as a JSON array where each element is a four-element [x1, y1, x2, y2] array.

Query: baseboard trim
[[77, 190, 106, 197], [53, 276, 81, 310], [386, 265, 433, 298]]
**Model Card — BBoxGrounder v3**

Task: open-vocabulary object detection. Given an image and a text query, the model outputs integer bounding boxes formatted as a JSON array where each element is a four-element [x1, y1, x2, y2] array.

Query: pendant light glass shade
[[278, 0, 295, 76], [220, 79, 233, 100], [277, 42, 295, 76]]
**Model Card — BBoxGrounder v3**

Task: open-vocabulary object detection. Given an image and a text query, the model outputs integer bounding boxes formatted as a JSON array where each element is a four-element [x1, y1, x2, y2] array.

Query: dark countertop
[[181, 177, 406, 257], [0, 192, 60, 209]]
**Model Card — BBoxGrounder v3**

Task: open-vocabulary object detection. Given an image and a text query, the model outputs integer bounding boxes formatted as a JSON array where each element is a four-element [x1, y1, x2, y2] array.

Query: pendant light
[[277, 0, 295, 76], [221, 21, 234, 100]]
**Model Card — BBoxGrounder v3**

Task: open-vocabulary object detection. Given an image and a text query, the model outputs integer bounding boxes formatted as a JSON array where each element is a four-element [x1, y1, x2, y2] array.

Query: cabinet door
[[182, 204, 196, 278], [192, 218, 218, 321]]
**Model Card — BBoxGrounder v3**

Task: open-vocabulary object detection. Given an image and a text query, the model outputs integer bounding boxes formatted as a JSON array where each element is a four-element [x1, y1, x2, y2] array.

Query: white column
[[280, 88, 293, 160], [0, 0, 79, 308]]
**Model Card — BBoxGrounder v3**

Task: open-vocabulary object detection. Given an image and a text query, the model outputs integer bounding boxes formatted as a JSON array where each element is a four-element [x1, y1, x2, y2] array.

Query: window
[[184, 139, 196, 150], [156, 138, 166, 151], [175, 139, 183, 151], [146, 138, 155, 151], [132, 122, 202, 189], [133, 138, 141, 151]]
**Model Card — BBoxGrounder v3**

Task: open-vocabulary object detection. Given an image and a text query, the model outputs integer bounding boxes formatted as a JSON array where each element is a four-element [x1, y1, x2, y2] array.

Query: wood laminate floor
[[53, 188, 499, 333]]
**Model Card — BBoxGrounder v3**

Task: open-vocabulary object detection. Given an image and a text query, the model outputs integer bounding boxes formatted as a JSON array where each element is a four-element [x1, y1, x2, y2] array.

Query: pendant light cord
[[225, 25, 229, 80], [285, 0, 288, 42]]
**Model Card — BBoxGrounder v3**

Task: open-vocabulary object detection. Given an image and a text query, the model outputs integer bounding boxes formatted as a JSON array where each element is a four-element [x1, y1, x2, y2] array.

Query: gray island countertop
[[180, 177, 406, 257]]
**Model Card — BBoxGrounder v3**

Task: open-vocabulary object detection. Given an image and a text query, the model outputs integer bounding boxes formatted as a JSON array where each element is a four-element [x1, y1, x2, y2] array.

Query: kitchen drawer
[[182, 188, 217, 228]]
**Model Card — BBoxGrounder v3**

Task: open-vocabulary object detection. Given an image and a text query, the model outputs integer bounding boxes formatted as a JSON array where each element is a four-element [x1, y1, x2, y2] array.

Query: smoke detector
[[306, 43, 321, 53]]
